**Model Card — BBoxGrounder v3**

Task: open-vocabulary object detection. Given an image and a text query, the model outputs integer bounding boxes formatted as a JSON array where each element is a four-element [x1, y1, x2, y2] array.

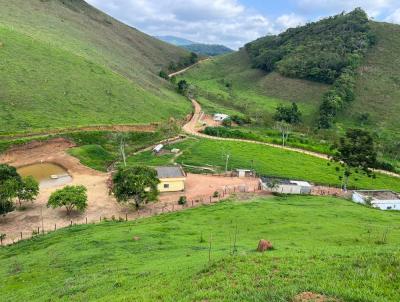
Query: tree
[[47, 185, 88, 215], [274, 121, 291, 146], [331, 129, 377, 191], [158, 70, 169, 80], [112, 166, 160, 209], [17, 176, 39, 208], [274, 103, 302, 124], [0, 164, 21, 216], [177, 80, 189, 95]]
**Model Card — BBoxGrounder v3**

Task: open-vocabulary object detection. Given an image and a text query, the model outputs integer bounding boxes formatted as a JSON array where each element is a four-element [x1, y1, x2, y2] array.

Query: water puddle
[[17, 163, 72, 188]]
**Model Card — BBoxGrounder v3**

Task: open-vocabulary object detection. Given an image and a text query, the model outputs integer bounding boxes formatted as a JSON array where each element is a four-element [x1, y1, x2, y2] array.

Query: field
[[126, 138, 400, 192], [0, 0, 191, 134], [1, 195, 399, 301]]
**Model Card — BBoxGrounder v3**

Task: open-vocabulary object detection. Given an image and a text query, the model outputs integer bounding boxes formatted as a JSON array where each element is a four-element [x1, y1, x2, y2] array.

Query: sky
[[87, 0, 400, 49]]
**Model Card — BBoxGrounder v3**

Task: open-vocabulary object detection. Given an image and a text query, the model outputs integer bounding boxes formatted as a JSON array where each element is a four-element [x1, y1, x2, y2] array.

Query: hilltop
[[177, 11, 400, 169], [0, 0, 192, 134], [157, 35, 234, 56]]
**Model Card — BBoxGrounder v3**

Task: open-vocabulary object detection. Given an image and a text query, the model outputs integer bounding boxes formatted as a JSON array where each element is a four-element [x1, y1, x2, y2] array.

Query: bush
[[178, 196, 187, 205], [213, 191, 220, 198]]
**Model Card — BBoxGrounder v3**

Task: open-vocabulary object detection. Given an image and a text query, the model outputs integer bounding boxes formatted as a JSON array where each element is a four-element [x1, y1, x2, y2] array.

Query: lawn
[[169, 138, 400, 191], [1, 195, 399, 301]]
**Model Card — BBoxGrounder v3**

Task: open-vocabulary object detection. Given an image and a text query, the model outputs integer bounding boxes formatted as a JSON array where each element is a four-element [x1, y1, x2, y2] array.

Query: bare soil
[[0, 138, 258, 244]]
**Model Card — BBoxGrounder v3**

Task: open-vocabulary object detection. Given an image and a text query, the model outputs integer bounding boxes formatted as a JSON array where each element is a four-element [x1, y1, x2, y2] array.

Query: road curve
[[183, 99, 400, 179]]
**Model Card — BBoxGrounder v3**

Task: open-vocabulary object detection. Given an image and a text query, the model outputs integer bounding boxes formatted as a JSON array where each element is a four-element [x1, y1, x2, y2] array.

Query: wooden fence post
[[55, 224, 57, 231], [20, 232, 23, 240], [86, 217, 88, 224], [126, 213, 128, 221], [37, 227, 40, 235]]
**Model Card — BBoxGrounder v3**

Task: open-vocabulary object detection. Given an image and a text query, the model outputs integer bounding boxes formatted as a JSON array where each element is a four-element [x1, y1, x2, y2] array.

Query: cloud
[[386, 8, 400, 24], [86, 0, 281, 49], [276, 13, 306, 28], [296, 0, 397, 18]]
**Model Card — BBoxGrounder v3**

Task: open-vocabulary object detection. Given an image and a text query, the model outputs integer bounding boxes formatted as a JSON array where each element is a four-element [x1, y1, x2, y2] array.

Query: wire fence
[[0, 184, 262, 246]]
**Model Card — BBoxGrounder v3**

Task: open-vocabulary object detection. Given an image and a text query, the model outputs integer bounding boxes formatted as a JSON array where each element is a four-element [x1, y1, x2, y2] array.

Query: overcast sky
[[87, 0, 400, 49]]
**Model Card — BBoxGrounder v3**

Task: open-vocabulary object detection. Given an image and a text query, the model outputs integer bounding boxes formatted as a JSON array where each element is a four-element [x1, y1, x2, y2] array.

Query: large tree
[[17, 176, 39, 208], [47, 185, 88, 215], [112, 166, 160, 209], [0, 164, 22, 215], [331, 129, 377, 190], [274, 103, 302, 124]]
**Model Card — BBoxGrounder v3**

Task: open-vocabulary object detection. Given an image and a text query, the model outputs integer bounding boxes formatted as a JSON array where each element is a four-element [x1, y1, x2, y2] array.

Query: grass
[[0, 26, 191, 133], [166, 138, 400, 191], [0, 1, 192, 134], [1, 195, 400, 301], [65, 131, 168, 171]]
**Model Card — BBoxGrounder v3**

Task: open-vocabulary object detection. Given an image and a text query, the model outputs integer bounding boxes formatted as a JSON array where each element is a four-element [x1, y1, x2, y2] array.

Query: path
[[182, 99, 400, 179], [168, 58, 210, 78]]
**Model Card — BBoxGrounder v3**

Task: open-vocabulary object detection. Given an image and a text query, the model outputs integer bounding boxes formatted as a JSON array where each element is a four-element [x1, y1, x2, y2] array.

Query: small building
[[352, 190, 400, 210], [213, 113, 230, 122], [260, 177, 312, 195], [235, 169, 255, 178], [156, 166, 186, 193], [153, 144, 164, 154]]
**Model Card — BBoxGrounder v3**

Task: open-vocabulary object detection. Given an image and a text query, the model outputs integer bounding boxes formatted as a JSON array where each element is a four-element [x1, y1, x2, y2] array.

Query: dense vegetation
[[0, 0, 191, 133], [1, 196, 400, 301], [246, 9, 375, 128]]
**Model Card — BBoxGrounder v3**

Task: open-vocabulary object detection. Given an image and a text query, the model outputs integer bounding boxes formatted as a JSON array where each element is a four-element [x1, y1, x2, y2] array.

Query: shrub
[[178, 196, 187, 205], [213, 191, 220, 198]]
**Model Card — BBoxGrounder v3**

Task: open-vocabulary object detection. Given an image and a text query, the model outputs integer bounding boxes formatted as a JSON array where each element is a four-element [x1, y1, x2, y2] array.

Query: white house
[[260, 177, 312, 195], [153, 144, 164, 153], [352, 190, 400, 210], [213, 113, 229, 122]]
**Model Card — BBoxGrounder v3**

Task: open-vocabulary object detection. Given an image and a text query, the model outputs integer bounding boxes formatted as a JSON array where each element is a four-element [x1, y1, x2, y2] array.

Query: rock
[[257, 239, 273, 252]]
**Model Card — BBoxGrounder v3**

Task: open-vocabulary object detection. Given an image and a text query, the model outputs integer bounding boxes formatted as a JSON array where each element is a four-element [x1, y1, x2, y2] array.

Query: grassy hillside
[[1, 196, 400, 301], [0, 0, 192, 134], [178, 21, 400, 169]]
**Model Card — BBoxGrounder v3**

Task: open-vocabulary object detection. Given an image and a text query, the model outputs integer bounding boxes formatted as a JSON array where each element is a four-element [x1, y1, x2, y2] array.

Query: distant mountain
[[182, 44, 233, 56], [156, 35, 195, 46], [156, 35, 234, 56]]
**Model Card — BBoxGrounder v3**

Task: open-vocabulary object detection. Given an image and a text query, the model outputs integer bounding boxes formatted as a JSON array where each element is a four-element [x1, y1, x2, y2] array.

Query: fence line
[[0, 184, 262, 246]]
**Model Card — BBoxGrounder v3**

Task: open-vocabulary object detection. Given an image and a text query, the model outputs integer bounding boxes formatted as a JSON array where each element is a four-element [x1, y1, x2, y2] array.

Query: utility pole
[[225, 154, 230, 173], [120, 136, 127, 167]]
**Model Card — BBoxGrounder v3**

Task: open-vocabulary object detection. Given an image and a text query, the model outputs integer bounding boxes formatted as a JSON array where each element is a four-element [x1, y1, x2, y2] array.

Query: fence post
[[210, 196, 212, 203], [126, 213, 128, 221], [37, 227, 40, 235], [192, 200, 194, 207], [0, 236, 2, 245], [86, 217, 88, 224], [20, 232, 22, 240], [70, 221, 72, 227], [55, 224, 57, 231], [100, 216, 101, 222]]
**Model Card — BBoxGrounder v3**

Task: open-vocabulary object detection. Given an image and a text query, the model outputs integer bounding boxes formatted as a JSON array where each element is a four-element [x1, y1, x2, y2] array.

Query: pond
[[17, 162, 72, 188]]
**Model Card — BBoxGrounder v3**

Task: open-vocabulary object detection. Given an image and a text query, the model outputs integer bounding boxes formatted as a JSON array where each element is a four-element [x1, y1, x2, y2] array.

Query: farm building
[[156, 166, 186, 193], [352, 190, 400, 210], [213, 113, 229, 121], [260, 177, 312, 195], [235, 169, 255, 178]]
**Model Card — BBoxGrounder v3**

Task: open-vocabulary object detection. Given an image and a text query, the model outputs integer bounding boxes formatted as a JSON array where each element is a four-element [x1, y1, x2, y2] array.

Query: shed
[[156, 166, 186, 193], [352, 190, 400, 210], [235, 169, 254, 178], [260, 177, 312, 195], [213, 113, 229, 122], [153, 144, 164, 153]]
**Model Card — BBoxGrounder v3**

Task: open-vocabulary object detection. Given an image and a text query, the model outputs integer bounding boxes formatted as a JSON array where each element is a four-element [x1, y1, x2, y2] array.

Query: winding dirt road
[[183, 99, 400, 179]]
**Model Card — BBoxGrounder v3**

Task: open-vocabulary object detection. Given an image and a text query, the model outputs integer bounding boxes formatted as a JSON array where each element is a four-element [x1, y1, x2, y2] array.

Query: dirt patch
[[0, 139, 259, 245], [293, 292, 340, 302]]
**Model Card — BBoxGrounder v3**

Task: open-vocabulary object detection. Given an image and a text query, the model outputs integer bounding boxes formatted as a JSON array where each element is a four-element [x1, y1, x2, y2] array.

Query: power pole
[[225, 154, 230, 173]]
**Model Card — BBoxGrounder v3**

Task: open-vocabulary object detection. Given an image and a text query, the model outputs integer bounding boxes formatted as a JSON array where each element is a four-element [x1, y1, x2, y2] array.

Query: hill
[[156, 35, 234, 56], [0, 0, 192, 134], [1, 196, 399, 301], [177, 12, 400, 169]]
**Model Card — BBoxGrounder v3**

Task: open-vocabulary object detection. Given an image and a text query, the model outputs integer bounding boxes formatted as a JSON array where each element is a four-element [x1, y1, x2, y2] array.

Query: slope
[[1, 196, 399, 301], [0, 0, 192, 134]]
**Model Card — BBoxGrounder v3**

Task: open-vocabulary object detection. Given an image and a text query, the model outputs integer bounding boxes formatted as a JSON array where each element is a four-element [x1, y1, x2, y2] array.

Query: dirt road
[[168, 58, 210, 78], [183, 99, 400, 179]]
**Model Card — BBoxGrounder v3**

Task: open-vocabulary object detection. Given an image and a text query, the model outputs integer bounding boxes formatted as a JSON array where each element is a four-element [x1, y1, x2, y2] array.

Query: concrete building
[[260, 177, 312, 195], [156, 166, 186, 193], [235, 169, 255, 178], [352, 190, 400, 210]]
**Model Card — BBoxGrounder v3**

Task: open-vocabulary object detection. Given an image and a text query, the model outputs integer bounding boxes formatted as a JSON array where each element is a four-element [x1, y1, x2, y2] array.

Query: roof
[[156, 166, 186, 179], [354, 190, 400, 201], [260, 177, 311, 187]]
